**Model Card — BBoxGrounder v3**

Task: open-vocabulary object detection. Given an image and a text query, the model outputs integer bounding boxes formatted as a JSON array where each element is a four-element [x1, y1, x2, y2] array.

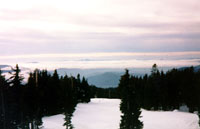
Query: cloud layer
[[0, 0, 200, 55], [0, 52, 199, 69]]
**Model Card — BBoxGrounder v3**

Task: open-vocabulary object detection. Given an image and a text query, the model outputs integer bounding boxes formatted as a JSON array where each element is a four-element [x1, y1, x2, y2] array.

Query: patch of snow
[[71, 98, 121, 129], [42, 99, 200, 129], [41, 115, 65, 129], [140, 109, 200, 129]]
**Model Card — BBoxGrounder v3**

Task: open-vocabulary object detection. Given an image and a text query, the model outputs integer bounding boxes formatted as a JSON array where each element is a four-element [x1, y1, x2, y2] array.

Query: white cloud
[[0, 0, 199, 55], [0, 52, 199, 69]]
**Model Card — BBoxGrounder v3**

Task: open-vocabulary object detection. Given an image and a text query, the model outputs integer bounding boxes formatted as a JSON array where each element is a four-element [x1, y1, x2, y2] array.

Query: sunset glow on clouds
[[0, 0, 200, 69]]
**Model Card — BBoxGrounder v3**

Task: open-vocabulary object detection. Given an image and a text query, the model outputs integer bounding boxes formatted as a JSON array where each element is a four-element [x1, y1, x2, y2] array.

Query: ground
[[42, 98, 200, 129]]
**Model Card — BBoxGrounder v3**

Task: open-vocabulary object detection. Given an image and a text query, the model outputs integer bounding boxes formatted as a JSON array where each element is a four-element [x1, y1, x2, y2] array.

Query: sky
[[0, 0, 200, 69]]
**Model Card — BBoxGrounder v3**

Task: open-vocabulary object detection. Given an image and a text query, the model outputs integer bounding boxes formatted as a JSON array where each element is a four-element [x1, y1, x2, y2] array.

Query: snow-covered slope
[[42, 99, 121, 129], [42, 98, 200, 129], [42, 114, 65, 129], [140, 109, 200, 129], [72, 99, 121, 129]]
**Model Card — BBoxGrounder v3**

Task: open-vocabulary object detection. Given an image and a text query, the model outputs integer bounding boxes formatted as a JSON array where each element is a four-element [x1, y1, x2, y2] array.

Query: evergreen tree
[[81, 77, 90, 102], [119, 69, 143, 129], [0, 69, 7, 129], [0, 65, 93, 128], [7, 64, 24, 128], [151, 64, 159, 75], [9, 64, 24, 88]]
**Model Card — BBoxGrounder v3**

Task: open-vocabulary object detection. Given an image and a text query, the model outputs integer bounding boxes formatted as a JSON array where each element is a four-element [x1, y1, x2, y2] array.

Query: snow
[[140, 109, 200, 129], [72, 98, 121, 129], [42, 98, 200, 129], [41, 99, 121, 129], [42, 115, 65, 129]]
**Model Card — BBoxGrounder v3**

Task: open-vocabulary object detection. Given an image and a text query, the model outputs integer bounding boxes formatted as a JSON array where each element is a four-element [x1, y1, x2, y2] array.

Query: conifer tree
[[0, 69, 7, 129], [9, 64, 24, 88], [119, 69, 143, 129], [81, 77, 90, 102]]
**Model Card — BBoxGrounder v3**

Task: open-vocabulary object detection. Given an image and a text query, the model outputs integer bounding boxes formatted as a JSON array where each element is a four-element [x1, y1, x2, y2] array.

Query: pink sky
[[0, 0, 200, 68]]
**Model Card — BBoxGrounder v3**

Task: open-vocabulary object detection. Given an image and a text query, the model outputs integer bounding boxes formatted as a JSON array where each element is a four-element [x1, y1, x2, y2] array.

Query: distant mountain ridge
[[87, 72, 122, 88], [0, 65, 10, 69], [0, 65, 11, 73], [1, 64, 199, 88], [55, 68, 150, 88], [86, 72, 146, 88], [194, 65, 200, 72], [178, 65, 200, 72]]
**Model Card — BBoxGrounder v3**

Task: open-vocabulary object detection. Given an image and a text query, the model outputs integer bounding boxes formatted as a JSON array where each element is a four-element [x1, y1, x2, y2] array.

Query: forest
[[0, 64, 91, 129], [118, 64, 200, 129], [0, 64, 200, 129]]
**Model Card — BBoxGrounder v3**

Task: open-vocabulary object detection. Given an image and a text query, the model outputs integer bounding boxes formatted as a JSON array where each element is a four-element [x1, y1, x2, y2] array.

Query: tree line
[[0, 64, 91, 129], [1, 64, 200, 129], [118, 64, 200, 129]]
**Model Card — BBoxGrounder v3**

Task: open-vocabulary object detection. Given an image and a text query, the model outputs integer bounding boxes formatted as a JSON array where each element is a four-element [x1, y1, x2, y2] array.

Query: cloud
[[0, 52, 200, 69], [0, 30, 199, 55], [0, 0, 199, 55]]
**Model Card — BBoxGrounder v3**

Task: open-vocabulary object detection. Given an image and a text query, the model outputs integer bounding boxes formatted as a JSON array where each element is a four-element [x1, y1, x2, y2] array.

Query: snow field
[[140, 109, 200, 129], [42, 114, 65, 129], [71, 98, 121, 129], [42, 98, 200, 129]]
